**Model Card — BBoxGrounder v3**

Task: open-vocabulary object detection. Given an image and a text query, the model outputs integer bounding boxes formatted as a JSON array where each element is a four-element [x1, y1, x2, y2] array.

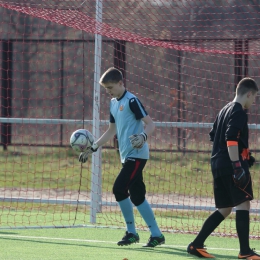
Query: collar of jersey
[[117, 90, 127, 101]]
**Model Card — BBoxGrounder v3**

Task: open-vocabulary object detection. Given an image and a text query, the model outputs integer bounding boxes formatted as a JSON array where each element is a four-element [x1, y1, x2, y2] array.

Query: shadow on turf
[[0, 236, 182, 257], [0, 237, 234, 258], [0, 231, 18, 234], [174, 248, 236, 259]]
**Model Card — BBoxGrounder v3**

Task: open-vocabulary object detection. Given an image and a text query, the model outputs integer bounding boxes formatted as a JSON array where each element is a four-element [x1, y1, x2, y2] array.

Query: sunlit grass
[[1, 145, 259, 198]]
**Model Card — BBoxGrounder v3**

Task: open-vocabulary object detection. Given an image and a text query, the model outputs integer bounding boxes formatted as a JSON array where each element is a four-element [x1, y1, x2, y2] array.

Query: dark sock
[[236, 210, 250, 254], [193, 210, 225, 246]]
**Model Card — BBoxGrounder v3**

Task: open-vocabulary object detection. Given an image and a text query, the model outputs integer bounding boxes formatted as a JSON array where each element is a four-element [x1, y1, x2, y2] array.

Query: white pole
[[91, 0, 103, 223]]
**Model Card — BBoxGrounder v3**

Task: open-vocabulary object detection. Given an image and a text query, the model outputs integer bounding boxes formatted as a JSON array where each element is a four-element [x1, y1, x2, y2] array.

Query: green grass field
[[1, 227, 260, 260], [0, 145, 219, 195], [0, 146, 260, 259], [2, 145, 259, 197]]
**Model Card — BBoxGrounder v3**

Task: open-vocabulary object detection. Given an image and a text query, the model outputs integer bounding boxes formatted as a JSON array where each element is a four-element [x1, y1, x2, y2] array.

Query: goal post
[[0, 1, 260, 238], [91, 0, 103, 224]]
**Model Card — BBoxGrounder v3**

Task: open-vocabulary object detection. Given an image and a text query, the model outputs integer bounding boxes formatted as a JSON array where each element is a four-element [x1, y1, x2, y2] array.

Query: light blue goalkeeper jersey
[[110, 90, 149, 163]]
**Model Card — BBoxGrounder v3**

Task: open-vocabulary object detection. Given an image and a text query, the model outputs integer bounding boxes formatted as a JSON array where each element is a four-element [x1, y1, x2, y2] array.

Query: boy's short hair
[[99, 67, 123, 86], [236, 77, 259, 96]]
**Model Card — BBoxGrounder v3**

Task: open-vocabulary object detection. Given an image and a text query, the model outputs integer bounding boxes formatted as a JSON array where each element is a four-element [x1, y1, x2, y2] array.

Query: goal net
[[0, 1, 259, 237]]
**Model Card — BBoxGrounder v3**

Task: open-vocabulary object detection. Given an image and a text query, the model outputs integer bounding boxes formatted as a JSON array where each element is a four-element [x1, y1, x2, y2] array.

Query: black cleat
[[238, 248, 260, 259], [117, 231, 140, 246], [143, 234, 165, 247]]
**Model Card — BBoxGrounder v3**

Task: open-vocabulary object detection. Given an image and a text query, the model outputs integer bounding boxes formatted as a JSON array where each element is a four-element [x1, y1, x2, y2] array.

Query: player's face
[[103, 81, 124, 98], [244, 91, 257, 109]]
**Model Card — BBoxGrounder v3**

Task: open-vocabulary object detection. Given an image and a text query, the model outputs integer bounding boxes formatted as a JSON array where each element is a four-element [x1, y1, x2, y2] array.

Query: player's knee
[[130, 195, 145, 206], [218, 207, 232, 218], [236, 200, 250, 211], [113, 186, 128, 202], [114, 193, 128, 202]]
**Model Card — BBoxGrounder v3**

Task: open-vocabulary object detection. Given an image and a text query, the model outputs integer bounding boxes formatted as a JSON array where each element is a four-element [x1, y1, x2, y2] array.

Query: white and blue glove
[[78, 142, 99, 163], [129, 132, 147, 149]]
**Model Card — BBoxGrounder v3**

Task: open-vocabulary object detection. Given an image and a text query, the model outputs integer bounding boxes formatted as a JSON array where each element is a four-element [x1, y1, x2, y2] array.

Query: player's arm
[[228, 145, 255, 167], [227, 141, 246, 187], [78, 112, 116, 163], [129, 115, 155, 149], [93, 111, 117, 149], [95, 122, 116, 148], [128, 97, 153, 148], [141, 115, 155, 137], [78, 123, 116, 163], [226, 110, 247, 186], [227, 144, 239, 161]]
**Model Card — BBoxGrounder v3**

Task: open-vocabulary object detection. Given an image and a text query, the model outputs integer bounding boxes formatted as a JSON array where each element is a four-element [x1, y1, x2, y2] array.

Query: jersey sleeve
[[129, 97, 148, 120], [110, 112, 115, 123], [209, 116, 217, 142], [209, 125, 215, 142], [225, 110, 247, 141]]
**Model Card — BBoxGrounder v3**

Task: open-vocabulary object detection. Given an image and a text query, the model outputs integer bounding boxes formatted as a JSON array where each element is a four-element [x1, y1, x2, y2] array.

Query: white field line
[[0, 234, 238, 251], [0, 234, 115, 244]]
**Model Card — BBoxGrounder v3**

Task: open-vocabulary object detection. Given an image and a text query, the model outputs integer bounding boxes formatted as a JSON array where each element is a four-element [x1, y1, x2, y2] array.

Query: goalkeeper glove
[[78, 142, 99, 163], [231, 160, 246, 187], [129, 132, 147, 149], [248, 152, 255, 168]]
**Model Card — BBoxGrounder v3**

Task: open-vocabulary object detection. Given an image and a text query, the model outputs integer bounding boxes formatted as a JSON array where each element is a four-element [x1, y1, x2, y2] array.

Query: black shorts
[[112, 158, 147, 206], [213, 172, 253, 208]]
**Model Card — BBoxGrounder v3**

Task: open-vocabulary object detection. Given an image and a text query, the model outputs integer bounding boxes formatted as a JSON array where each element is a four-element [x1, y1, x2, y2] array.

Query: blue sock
[[136, 199, 161, 237], [118, 198, 136, 235]]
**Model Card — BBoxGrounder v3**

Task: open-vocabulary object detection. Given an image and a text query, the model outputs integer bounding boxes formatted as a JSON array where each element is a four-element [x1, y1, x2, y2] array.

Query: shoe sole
[[238, 256, 260, 260], [118, 241, 139, 246], [188, 247, 215, 258], [143, 240, 165, 247], [188, 249, 215, 258]]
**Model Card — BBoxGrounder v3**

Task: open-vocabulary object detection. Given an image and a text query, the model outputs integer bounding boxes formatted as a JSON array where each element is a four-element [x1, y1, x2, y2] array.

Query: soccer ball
[[70, 129, 94, 153]]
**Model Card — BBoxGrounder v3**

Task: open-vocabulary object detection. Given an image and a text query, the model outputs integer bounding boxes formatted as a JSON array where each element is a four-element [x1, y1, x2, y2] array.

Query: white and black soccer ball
[[70, 129, 94, 153]]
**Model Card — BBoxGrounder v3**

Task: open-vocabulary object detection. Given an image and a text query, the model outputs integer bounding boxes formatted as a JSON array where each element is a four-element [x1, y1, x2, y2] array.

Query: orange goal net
[[0, 1, 259, 237]]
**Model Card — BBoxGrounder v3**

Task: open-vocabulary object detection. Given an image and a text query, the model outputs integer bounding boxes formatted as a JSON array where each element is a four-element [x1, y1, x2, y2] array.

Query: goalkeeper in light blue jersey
[[110, 90, 149, 163], [79, 67, 165, 248]]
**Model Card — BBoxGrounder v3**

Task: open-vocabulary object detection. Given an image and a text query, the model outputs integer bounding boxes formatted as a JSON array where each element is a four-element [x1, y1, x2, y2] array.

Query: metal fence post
[[1, 40, 13, 150]]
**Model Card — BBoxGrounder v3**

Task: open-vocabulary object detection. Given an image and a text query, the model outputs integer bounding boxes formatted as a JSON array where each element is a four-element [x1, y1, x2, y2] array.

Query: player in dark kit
[[187, 78, 260, 259]]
